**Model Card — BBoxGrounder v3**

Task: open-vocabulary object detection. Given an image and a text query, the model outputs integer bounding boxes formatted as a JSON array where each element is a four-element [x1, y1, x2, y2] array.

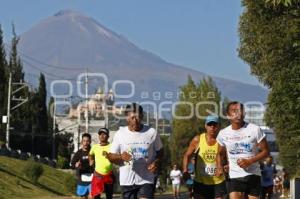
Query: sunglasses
[[207, 122, 218, 126]]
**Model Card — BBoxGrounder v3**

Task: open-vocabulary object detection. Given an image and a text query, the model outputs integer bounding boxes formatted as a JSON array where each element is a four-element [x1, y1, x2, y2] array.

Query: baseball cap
[[98, 127, 109, 135], [205, 115, 219, 124]]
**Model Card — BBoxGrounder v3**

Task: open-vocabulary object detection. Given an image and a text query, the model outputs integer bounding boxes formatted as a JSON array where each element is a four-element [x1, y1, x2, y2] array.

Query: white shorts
[[172, 183, 180, 190]]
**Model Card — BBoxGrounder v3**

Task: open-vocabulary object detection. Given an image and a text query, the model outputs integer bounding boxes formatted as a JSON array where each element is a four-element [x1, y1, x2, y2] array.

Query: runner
[[106, 103, 163, 199], [260, 156, 276, 199], [216, 101, 270, 199], [282, 168, 290, 198], [273, 174, 282, 195], [89, 128, 114, 199], [71, 133, 94, 199], [183, 115, 227, 199], [155, 177, 165, 194], [170, 164, 182, 199], [185, 158, 195, 199]]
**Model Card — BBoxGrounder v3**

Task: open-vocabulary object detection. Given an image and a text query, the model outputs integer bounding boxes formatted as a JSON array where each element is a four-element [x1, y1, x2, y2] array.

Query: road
[[38, 192, 189, 199], [35, 192, 291, 199]]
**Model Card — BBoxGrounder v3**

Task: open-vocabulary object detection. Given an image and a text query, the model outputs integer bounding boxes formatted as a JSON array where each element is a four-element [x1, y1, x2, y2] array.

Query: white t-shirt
[[110, 125, 163, 186], [170, 170, 182, 185], [216, 123, 265, 178]]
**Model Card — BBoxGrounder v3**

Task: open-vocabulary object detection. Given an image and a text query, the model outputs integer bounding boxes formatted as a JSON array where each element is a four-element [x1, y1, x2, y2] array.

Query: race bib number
[[200, 164, 217, 176], [81, 173, 93, 182]]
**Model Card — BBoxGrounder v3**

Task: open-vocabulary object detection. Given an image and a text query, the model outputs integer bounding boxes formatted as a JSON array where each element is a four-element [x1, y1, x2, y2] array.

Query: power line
[[5, 43, 107, 83], [22, 59, 78, 80], [5, 43, 87, 71], [22, 59, 103, 83]]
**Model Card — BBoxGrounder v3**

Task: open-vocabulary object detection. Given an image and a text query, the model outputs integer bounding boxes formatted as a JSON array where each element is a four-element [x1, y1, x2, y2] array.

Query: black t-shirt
[[71, 148, 94, 184]]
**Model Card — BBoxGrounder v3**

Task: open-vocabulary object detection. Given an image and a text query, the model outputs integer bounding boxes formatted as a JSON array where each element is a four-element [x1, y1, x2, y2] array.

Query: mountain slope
[[18, 10, 267, 102]]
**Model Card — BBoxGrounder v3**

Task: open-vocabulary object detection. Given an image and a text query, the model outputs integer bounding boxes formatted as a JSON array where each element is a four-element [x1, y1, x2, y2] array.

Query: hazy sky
[[0, 0, 262, 86]]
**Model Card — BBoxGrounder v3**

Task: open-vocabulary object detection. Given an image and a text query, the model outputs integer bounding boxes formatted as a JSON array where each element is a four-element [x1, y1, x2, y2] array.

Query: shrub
[[64, 174, 77, 194], [23, 160, 44, 184], [57, 155, 69, 169]]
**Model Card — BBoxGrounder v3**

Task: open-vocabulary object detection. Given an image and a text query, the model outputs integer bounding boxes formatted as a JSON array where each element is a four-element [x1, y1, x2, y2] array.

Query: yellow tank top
[[89, 144, 113, 175], [194, 133, 225, 185]]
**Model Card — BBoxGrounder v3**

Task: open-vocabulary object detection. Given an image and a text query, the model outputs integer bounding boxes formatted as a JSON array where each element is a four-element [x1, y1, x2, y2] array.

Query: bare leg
[[229, 192, 244, 199], [247, 195, 259, 199]]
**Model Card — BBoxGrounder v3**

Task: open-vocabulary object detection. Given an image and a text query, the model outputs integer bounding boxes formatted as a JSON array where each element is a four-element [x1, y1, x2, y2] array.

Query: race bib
[[81, 173, 93, 182], [201, 164, 217, 176]]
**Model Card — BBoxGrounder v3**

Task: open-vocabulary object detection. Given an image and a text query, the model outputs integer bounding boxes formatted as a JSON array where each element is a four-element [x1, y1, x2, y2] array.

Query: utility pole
[[52, 97, 56, 159], [162, 118, 165, 135], [6, 73, 12, 149], [147, 105, 150, 125], [76, 106, 81, 152], [155, 109, 159, 133], [104, 95, 108, 128], [85, 69, 89, 134], [6, 72, 28, 148]]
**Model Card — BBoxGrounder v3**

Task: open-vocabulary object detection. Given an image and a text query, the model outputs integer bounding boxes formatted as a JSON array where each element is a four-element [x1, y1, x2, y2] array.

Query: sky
[[0, 0, 262, 86]]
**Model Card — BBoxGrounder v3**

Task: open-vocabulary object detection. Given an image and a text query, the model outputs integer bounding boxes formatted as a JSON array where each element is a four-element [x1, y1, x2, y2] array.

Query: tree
[[48, 97, 54, 134], [170, 76, 223, 166], [239, 0, 300, 176], [36, 73, 48, 134], [0, 24, 7, 143], [159, 135, 172, 185], [8, 24, 26, 131], [266, 0, 300, 6], [8, 24, 24, 82], [171, 76, 198, 165]]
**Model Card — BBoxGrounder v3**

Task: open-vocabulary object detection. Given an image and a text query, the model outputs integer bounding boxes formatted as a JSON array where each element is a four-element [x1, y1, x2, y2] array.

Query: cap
[[98, 127, 109, 135], [205, 115, 219, 124]]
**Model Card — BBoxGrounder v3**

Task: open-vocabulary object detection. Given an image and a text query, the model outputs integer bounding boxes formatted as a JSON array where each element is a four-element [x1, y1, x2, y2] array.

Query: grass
[[0, 156, 75, 199]]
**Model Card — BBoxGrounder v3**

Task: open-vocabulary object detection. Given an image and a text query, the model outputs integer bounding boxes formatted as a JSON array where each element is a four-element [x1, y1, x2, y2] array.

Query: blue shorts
[[76, 184, 91, 196]]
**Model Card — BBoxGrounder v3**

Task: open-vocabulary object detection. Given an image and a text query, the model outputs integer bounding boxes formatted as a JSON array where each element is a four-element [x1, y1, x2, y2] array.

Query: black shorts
[[228, 175, 261, 197], [122, 183, 154, 199], [283, 179, 290, 189], [193, 180, 227, 199]]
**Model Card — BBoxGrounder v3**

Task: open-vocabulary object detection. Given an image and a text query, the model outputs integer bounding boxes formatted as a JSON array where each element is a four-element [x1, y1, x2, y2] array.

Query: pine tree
[[8, 24, 24, 82], [48, 97, 54, 134], [6, 24, 31, 150], [36, 73, 48, 134], [8, 24, 26, 132], [0, 24, 8, 144]]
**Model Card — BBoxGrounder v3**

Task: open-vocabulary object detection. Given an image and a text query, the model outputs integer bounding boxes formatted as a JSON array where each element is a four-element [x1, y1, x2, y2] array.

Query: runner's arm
[[88, 154, 95, 167], [152, 148, 164, 166], [216, 143, 226, 177], [70, 151, 80, 169], [183, 135, 199, 173], [106, 151, 132, 164], [148, 148, 164, 173], [253, 137, 270, 163], [238, 138, 270, 169]]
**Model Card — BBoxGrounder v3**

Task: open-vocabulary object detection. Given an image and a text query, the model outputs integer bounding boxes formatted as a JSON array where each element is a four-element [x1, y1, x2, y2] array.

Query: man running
[[170, 164, 182, 199], [89, 128, 114, 199], [185, 158, 195, 199], [216, 101, 270, 199], [260, 156, 276, 199], [71, 133, 94, 199], [106, 103, 163, 199], [183, 115, 227, 199]]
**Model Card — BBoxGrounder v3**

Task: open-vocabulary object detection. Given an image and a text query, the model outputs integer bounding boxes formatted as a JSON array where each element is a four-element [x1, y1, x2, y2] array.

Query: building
[[57, 87, 124, 152], [68, 87, 123, 119]]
